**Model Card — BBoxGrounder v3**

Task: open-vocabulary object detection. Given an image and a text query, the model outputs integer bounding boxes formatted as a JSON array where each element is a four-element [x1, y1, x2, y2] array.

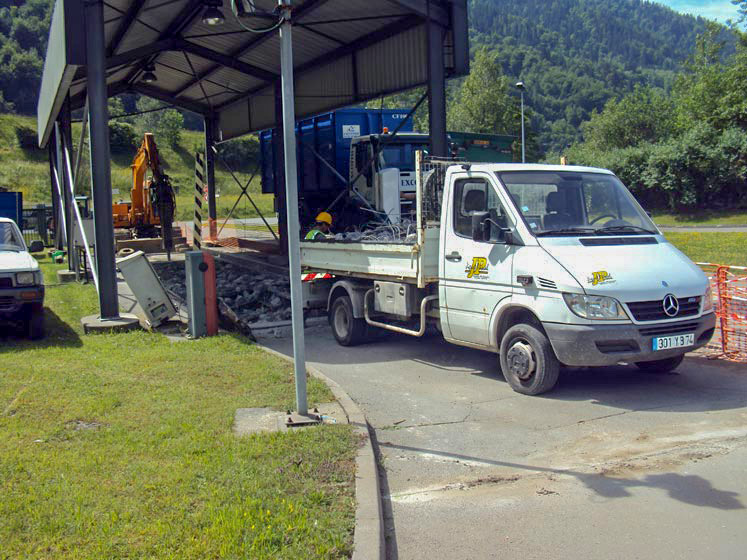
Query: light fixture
[[202, 0, 225, 26], [142, 63, 157, 83]]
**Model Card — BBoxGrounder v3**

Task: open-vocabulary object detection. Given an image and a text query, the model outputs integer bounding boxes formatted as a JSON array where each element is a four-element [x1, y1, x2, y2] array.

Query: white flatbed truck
[[301, 157, 716, 395]]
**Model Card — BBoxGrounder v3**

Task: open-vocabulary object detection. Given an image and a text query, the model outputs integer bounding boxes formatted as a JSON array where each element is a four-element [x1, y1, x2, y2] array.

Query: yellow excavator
[[112, 133, 176, 252]]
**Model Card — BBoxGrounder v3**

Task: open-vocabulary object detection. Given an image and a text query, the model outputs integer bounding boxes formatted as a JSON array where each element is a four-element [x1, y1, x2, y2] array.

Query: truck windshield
[[0, 222, 24, 251], [379, 143, 426, 172], [495, 171, 657, 236]]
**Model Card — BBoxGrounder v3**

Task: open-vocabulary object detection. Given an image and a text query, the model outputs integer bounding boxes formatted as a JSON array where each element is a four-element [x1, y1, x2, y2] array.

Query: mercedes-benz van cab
[[300, 163, 716, 395]]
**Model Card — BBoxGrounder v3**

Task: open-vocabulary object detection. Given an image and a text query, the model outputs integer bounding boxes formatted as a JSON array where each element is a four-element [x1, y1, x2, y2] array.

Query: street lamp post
[[516, 81, 526, 163]]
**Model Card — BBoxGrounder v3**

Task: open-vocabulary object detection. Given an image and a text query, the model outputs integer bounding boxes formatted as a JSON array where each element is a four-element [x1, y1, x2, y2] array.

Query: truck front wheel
[[499, 324, 560, 395], [24, 304, 45, 340], [329, 295, 368, 346]]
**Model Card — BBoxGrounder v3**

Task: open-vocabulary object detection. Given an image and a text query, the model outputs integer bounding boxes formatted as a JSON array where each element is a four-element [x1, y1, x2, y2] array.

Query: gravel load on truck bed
[[329, 219, 417, 243], [152, 260, 292, 328]]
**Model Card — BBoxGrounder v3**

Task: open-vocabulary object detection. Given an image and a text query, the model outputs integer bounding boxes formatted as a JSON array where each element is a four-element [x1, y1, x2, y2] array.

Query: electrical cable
[[229, 0, 283, 34]]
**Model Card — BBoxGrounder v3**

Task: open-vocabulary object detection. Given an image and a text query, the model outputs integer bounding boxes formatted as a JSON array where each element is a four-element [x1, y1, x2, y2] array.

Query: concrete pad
[[115, 237, 185, 254], [81, 313, 141, 334], [232, 402, 346, 436], [233, 408, 280, 435], [56, 270, 77, 283]]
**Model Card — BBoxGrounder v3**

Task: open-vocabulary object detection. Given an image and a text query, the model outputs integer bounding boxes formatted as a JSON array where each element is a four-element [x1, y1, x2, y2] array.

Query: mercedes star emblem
[[663, 294, 679, 317]]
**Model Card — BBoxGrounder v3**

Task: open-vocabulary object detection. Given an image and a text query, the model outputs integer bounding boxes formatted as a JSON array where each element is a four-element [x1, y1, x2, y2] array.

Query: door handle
[[446, 251, 462, 262]]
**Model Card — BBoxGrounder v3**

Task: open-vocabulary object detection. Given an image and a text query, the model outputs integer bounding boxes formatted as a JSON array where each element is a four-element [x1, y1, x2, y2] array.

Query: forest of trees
[[0, 0, 717, 153], [565, 22, 747, 212], [466, 0, 724, 151]]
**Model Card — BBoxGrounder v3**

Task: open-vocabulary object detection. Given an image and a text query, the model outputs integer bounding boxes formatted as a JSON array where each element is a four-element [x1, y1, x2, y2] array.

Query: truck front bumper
[[0, 286, 45, 316], [543, 312, 716, 367]]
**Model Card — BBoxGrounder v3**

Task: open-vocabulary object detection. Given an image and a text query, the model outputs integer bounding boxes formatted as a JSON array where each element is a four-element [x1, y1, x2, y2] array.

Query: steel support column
[[204, 116, 218, 239], [48, 133, 64, 251], [427, 17, 447, 157], [58, 102, 75, 271], [278, 0, 309, 416], [274, 81, 288, 255], [85, 0, 119, 319]]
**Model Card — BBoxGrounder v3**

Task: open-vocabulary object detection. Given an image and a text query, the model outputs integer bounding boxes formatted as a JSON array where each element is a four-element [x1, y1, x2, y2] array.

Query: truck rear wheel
[[329, 295, 368, 346], [635, 354, 684, 373], [499, 324, 560, 395]]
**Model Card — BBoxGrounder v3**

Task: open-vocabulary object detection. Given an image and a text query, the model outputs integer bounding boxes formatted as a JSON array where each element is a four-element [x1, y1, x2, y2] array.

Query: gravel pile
[[331, 219, 417, 243], [153, 260, 292, 330]]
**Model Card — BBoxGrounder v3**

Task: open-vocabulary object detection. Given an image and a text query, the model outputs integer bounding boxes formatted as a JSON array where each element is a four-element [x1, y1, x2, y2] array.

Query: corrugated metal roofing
[[39, 0, 468, 143]]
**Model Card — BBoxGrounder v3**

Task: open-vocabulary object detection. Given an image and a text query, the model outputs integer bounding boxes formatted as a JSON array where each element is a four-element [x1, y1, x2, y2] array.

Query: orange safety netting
[[698, 263, 747, 362]]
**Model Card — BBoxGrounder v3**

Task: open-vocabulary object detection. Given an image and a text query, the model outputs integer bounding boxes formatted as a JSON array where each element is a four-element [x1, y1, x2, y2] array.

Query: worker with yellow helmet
[[305, 212, 333, 240]]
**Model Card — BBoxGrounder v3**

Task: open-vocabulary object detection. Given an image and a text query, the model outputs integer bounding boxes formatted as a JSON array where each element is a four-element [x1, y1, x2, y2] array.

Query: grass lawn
[[652, 209, 747, 227], [666, 232, 747, 267], [0, 258, 356, 558]]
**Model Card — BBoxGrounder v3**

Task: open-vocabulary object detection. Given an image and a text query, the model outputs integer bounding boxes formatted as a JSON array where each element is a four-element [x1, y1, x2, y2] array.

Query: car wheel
[[25, 305, 45, 340], [635, 354, 684, 373], [499, 324, 560, 395], [329, 295, 368, 346]]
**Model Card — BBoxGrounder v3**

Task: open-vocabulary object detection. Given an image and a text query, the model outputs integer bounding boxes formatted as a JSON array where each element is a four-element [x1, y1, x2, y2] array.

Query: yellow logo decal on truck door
[[588, 270, 615, 286], [466, 257, 489, 279]]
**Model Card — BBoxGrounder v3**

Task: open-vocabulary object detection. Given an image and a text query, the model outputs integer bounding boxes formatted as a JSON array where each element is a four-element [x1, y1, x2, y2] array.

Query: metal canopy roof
[[37, 0, 468, 145]]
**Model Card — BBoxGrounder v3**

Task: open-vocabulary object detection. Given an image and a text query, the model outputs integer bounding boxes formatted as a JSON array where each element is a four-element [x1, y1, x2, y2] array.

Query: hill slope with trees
[[0, 0, 719, 152]]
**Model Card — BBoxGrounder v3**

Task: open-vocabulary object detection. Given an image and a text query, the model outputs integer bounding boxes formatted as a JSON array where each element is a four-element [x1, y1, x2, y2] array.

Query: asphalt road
[[262, 325, 747, 560]]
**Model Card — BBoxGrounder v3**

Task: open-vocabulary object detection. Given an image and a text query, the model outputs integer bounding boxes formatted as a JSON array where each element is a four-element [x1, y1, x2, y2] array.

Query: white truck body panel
[[300, 226, 440, 286]]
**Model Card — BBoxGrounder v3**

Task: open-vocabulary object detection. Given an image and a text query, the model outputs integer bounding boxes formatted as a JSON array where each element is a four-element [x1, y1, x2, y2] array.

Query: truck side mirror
[[471, 211, 489, 242], [28, 240, 44, 253]]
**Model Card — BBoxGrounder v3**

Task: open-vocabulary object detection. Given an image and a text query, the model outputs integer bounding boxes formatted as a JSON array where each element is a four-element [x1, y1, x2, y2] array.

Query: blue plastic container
[[259, 108, 414, 195], [0, 192, 22, 228]]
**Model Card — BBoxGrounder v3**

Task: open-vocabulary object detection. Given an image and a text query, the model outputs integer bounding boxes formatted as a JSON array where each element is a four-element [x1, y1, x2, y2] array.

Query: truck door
[[442, 174, 516, 346]]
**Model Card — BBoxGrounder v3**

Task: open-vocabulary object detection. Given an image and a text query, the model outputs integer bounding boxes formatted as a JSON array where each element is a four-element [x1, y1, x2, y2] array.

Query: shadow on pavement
[[0, 308, 82, 352], [274, 326, 747, 413], [378, 441, 745, 511]]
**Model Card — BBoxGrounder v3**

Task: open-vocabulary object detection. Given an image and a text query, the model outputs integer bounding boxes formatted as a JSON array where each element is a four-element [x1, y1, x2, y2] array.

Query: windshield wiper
[[594, 225, 658, 235], [536, 227, 598, 237]]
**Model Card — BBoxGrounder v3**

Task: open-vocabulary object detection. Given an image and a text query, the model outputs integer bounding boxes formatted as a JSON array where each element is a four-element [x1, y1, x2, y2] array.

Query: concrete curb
[[257, 345, 384, 560]]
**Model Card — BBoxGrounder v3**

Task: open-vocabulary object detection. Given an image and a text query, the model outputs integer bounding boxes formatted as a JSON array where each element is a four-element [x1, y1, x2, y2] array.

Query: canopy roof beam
[[107, 0, 149, 56], [173, 0, 330, 99], [388, 0, 448, 26]]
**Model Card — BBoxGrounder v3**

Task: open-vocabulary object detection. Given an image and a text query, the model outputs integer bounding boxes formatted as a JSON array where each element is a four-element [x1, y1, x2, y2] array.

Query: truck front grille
[[0, 296, 15, 310], [0, 277, 12, 288], [627, 296, 700, 322], [638, 322, 700, 337]]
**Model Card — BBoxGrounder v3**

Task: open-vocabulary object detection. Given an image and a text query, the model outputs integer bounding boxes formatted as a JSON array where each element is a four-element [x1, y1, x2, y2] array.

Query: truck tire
[[25, 305, 45, 340], [329, 295, 368, 346], [499, 324, 560, 395], [635, 354, 684, 373]]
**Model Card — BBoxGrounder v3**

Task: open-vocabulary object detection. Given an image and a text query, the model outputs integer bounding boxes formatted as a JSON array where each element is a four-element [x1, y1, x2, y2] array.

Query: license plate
[[653, 333, 694, 351]]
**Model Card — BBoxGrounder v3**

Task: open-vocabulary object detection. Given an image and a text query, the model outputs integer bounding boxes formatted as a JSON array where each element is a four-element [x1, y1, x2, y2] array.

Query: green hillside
[[468, 0, 721, 150], [0, 114, 272, 221]]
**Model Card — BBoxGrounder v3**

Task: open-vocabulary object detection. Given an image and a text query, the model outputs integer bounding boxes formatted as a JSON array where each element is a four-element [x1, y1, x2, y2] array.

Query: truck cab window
[[498, 171, 657, 235], [0, 222, 23, 250], [453, 178, 508, 238]]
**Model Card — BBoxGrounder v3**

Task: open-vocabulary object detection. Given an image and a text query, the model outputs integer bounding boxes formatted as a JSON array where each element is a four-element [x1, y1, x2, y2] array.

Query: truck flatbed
[[300, 226, 439, 287]]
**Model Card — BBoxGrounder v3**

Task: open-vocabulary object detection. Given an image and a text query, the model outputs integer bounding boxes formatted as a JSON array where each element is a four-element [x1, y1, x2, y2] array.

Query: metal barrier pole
[[279, 0, 310, 419]]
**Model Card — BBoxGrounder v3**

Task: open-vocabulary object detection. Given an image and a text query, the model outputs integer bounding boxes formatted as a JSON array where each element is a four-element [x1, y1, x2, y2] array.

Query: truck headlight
[[563, 293, 629, 320], [703, 284, 713, 313], [16, 272, 35, 285]]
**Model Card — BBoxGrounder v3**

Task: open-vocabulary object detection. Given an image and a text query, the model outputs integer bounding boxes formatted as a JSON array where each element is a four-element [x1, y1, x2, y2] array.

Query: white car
[[0, 217, 45, 339]]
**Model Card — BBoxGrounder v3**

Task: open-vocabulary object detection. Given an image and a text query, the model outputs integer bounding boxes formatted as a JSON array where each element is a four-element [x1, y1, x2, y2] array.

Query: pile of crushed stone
[[153, 260, 292, 330]]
